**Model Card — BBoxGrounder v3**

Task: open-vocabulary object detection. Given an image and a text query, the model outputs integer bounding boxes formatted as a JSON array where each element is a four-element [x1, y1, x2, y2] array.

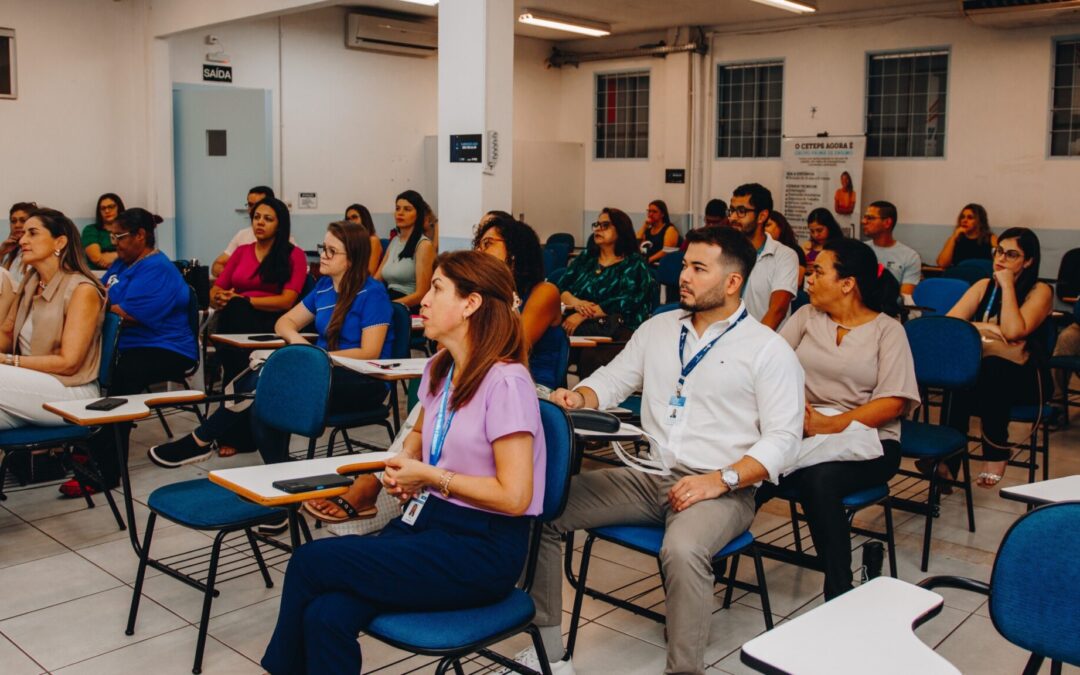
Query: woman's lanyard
[[429, 362, 456, 467], [983, 284, 999, 323], [675, 309, 747, 399]]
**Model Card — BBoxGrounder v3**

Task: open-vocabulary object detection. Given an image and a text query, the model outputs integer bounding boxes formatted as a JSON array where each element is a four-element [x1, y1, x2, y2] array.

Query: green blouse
[[558, 250, 656, 329], [81, 223, 116, 270]]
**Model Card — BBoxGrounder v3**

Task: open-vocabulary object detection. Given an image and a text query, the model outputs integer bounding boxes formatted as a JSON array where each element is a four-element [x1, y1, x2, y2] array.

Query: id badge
[[402, 492, 429, 526], [664, 395, 686, 426]]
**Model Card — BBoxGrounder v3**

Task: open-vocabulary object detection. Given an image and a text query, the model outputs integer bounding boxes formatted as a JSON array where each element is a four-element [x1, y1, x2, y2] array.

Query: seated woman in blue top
[[74, 208, 198, 496], [474, 211, 566, 390], [263, 250, 546, 675], [149, 221, 393, 467]]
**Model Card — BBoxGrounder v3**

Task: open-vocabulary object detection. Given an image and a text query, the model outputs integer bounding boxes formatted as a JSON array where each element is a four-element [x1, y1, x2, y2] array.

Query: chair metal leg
[[922, 474, 938, 572], [751, 547, 774, 630], [788, 500, 803, 553], [101, 484, 126, 531], [959, 452, 975, 533], [528, 623, 556, 675], [306, 436, 317, 461], [1027, 427, 1037, 484], [384, 422, 395, 444], [326, 428, 339, 457], [126, 512, 157, 636], [883, 499, 898, 578], [193, 531, 228, 674], [297, 513, 313, 544], [1041, 421, 1050, 482], [1050, 658, 1063, 675], [1022, 653, 1045, 675], [722, 554, 741, 609], [340, 429, 354, 454], [565, 534, 596, 659], [245, 529, 274, 589], [155, 408, 174, 439]]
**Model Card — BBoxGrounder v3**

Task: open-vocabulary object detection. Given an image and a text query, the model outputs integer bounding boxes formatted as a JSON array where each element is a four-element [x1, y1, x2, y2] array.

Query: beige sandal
[[977, 472, 1003, 488], [302, 496, 378, 523]]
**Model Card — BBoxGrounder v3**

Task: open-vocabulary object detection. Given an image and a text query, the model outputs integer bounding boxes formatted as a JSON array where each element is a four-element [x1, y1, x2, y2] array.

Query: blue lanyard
[[429, 362, 456, 467], [676, 309, 747, 397], [983, 284, 999, 323]]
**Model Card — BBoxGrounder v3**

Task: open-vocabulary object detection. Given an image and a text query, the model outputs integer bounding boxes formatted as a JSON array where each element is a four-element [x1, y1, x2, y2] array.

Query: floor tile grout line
[[0, 627, 50, 673]]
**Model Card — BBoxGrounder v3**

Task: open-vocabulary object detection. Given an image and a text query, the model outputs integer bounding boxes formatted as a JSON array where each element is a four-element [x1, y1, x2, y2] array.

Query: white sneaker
[[496, 646, 576, 675]]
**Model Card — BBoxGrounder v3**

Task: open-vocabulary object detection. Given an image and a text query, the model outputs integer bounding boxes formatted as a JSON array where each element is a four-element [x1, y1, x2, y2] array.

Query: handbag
[[575, 313, 625, 339]]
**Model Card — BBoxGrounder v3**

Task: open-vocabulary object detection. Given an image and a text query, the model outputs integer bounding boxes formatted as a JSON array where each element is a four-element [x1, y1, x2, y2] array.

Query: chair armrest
[[917, 575, 991, 596]]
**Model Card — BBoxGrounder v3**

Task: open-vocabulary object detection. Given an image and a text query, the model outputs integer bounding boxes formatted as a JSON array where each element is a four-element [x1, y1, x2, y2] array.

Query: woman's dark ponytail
[[824, 238, 901, 318]]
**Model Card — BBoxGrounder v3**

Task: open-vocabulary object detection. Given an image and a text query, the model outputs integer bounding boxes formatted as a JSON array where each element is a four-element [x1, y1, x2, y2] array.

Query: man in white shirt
[[727, 183, 798, 329], [211, 185, 275, 276], [526, 227, 804, 675], [862, 200, 922, 297]]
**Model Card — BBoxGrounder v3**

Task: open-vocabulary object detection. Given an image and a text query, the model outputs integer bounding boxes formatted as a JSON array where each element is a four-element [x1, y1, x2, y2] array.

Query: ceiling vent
[[345, 12, 437, 57], [963, 0, 1080, 27]]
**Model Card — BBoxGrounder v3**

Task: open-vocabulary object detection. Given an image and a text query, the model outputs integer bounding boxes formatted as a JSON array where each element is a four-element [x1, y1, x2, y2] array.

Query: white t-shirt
[[222, 228, 298, 255], [743, 234, 799, 323]]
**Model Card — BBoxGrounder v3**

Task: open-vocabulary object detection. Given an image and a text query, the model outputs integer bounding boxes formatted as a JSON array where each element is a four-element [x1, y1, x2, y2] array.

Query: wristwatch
[[721, 467, 740, 492]]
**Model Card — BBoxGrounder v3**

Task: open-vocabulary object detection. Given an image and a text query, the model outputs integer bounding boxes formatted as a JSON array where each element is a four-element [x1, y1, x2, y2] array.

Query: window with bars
[[0, 28, 15, 99], [716, 61, 783, 158], [594, 71, 649, 159], [865, 50, 948, 158], [1051, 39, 1080, 157]]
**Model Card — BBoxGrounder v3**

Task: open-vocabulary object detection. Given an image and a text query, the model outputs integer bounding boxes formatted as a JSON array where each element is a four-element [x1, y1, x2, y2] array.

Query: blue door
[[173, 84, 271, 264]]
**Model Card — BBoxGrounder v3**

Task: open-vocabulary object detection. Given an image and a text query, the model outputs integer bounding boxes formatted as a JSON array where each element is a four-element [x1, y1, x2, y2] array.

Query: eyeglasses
[[316, 243, 342, 259], [591, 221, 613, 231], [861, 214, 882, 221], [100, 204, 118, 212], [992, 246, 1023, 262], [726, 206, 756, 218], [107, 232, 131, 244], [476, 237, 505, 252]]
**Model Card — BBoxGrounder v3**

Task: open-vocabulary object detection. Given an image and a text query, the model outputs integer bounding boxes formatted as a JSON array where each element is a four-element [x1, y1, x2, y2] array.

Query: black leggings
[[756, 439, 901, 601], [944, 356, 1049, 474], [91, 347, 197, 487]]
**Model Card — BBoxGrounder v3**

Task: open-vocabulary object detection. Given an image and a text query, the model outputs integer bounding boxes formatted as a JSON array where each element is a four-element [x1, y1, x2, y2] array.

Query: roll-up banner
[[781, 136, 865, 240]]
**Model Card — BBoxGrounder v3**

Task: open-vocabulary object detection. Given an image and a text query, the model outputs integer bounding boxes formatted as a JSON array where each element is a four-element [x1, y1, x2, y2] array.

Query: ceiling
[[340, 0, 960, 41]]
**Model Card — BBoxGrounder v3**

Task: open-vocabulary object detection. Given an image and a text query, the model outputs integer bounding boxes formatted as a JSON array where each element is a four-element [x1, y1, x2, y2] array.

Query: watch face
[[723, 470, 739, 489]]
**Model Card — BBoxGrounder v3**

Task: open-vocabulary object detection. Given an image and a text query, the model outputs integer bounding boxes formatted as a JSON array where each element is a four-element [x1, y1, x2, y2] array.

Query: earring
[[53, 250, 61, 257]]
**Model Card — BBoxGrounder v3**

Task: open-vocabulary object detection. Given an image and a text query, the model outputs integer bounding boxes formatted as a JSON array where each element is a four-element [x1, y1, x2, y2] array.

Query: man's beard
[[679, 285, 727, 313]]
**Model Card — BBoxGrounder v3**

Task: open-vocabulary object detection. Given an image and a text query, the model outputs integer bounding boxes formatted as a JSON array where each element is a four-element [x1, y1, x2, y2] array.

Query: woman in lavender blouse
[[263, 250, 547, 675]]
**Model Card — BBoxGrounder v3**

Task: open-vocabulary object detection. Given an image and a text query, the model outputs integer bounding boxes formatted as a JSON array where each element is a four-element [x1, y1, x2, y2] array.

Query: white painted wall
[[0, 0, 151, 223]]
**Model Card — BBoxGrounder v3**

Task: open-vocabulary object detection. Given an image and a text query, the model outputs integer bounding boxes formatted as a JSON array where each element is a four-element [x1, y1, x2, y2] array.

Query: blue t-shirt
[[301, 275, 394, 357], [104, 251, 198, 361]]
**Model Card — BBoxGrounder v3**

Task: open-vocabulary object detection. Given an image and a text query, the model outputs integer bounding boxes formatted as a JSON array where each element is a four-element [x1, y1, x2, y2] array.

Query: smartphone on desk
[[272, 474, 353, 494], [85, 397, 128, 411], [248, 334, 281, 342]]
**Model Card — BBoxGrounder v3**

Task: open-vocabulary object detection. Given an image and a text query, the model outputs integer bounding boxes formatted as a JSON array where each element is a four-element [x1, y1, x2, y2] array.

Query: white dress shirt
[[743, 233, 799, 323], [577, 302, 805, 482]]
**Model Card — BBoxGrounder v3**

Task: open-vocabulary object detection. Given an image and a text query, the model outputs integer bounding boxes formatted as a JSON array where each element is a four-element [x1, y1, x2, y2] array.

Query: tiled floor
[[1, 402, 1078, 674]]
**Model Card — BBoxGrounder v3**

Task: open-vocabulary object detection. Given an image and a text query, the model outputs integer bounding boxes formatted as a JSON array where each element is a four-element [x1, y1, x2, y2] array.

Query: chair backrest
[[98, 312, 122, 391], [544, 242, 570, 273], [904, 316, 982, 389], [538, 399, 574, 523], [989, 501, 1080, 667], [791, 289, 810, 313], [547, 232, 576, 250], [912, 278, 970, 316], [554, 329, 571, 389], [186, 284, 200, 340], [955, 258, 994, 275], [1073, 297, 1080, 323], [1056, 247, 1080, 302], [655, 250, 684, 287], [390, 302, 412, 359], [253, 345, 332, 437], [652, 302, 681, 317], [547, 267, 567, 286], [942, 263, 989, 285]]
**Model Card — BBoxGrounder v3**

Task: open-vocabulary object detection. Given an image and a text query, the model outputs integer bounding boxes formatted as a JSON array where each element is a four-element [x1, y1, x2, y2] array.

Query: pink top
[[419, 357, 547, 516], [214, 243, 308, 297]]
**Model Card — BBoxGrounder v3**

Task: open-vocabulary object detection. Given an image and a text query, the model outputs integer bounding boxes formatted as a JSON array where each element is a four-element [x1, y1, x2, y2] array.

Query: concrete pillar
[[436, 0, 514, 250]]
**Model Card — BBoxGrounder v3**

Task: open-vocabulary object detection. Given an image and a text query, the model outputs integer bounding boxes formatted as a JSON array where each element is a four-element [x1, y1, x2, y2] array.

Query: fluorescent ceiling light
[[399, 0, 439, 5], [518, 9, 612, 37], [748, 0, 817, 14]]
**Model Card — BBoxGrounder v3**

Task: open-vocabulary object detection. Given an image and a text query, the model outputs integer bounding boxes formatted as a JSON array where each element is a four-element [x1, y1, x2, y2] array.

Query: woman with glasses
[[935, 203, 996, 268], [149, 221, 393, 469], [71, 208, 198, 497], [558, 207, 655, 377], [4, 202, 34, 285], [345, 203, 383, 275], [943, 227, 1053, 487], [211, 196, 308, 383], [82, 193, 125, 270], [474, 211, 565, 390], [637, 199, 680, 265]]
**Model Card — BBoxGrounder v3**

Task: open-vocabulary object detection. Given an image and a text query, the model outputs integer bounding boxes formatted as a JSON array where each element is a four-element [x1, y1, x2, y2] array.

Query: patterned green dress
[[558, 250, 656, 329]]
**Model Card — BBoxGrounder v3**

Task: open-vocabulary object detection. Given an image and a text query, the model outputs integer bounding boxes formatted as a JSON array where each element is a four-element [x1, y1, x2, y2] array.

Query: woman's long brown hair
[[324, 221, 371, 351], [427, 250, 527, 410]]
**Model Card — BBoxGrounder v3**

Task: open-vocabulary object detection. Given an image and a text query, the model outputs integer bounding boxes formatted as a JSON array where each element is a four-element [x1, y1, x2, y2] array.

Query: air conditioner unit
[[963, 0, 1080, 28], [346, 13, 437, 57]]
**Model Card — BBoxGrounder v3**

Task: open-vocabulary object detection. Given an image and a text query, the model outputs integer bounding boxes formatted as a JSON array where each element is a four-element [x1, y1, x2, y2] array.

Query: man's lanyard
[[429, 362, 456, 467], [676, 309, 747, 398]]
